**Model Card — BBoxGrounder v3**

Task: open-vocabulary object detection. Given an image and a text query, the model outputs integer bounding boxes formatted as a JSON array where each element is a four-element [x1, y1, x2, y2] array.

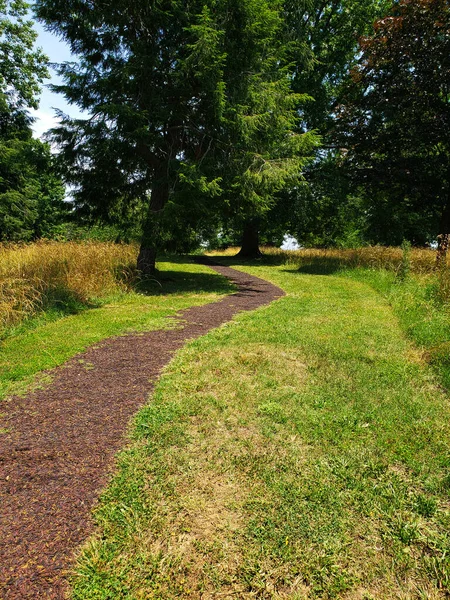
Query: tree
[[0, 0, 48, 115], [0, 132, 66, 241], [254, 0, 389, 249], [285, 0, 390, 133], [36, 0, 318, 272], [335, 0, 450, 252], [0, 1, 66, 242]]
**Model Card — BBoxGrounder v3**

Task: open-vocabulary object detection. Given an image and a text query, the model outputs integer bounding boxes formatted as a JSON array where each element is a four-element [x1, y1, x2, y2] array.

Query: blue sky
[[30, 21, 85, 138]]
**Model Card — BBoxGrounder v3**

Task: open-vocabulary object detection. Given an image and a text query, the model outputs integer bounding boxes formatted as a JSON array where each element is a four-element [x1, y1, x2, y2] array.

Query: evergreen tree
[[36, 0, 318, 272]]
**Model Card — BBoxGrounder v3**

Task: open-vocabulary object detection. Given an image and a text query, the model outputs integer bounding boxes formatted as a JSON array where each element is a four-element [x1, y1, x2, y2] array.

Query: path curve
[[0, 260, 284, 599]]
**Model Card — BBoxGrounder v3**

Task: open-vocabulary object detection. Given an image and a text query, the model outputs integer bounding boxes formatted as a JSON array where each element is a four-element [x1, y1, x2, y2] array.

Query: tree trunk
[[436, 200, 450, 269], [137, 165, 169, 276], [237, 218, 262, 258]]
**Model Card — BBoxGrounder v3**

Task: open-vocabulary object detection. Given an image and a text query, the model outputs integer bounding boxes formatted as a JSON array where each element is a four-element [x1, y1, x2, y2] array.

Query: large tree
[[257, 0, 390, 248], [285, 0, 390, 133], [36, 0, 318, 272], [335, 0, 450, 250]]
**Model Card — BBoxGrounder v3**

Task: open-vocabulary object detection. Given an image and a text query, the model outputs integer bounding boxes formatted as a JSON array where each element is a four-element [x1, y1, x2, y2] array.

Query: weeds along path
[[0, 260, 284, 600]]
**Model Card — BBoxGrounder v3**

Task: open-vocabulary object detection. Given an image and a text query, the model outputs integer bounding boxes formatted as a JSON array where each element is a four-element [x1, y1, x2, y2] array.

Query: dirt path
[[0, 261, 284, 599]]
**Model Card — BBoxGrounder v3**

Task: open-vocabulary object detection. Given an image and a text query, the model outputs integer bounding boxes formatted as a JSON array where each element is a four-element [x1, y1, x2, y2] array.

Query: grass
[[0, 241, 140, 329], [0, 255, 235, 401], [209, 245, 448, 275], [69, 251, 450, 599]]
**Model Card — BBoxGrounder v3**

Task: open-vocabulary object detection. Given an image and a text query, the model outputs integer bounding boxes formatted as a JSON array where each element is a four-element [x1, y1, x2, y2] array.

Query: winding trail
[[0, 261, 284, 599]]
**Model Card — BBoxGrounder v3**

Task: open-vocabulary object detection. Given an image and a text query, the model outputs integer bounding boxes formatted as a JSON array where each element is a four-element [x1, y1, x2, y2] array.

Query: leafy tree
[[0, 1, 66, 242], [285, 0, 390, 133], [335, 0, 450, 251], [255, 0, 389, 249], [36, 0, 318, 272], [0, 133, 66, 241], [0, 0, 48, 115]]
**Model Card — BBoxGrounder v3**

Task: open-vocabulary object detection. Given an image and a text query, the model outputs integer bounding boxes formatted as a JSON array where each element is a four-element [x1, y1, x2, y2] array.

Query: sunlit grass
[[0, 255, 235, 402], [71, 255, 450, 599]]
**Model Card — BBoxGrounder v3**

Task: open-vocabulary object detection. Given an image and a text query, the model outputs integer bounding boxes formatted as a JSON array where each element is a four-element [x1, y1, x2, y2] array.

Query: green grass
[[0, 256, 235, 401], [341, 267, 450, 391], [70, 257, 450, 599]]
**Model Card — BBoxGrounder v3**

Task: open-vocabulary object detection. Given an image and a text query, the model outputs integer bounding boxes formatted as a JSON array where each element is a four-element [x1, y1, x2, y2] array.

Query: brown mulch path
[[0, 260, 284, 599]]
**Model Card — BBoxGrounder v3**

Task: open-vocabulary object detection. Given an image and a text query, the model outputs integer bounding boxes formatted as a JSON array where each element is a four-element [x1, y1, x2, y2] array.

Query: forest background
[[0, 0, 449, 270]]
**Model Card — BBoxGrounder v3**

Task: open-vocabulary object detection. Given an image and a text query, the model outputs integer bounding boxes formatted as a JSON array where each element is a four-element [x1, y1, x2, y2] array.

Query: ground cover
[[70, 253, 450, 599], [0, 254, 234, 402]]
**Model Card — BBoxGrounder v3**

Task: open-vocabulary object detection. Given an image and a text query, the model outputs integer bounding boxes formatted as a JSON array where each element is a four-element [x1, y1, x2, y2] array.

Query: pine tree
[[36, 0, 318, 272]]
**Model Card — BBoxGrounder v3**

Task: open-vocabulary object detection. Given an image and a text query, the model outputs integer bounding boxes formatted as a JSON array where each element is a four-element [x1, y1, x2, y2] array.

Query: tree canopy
[[332, 0, 450, 247], [35, 0, 318, 270], [0, 0, 66, 242], [1, 0, 444, 252]]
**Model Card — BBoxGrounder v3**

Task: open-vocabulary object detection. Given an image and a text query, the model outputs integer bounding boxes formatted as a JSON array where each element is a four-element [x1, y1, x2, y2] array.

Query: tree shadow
[[294, 258, 344, 275], [42, 287, 98, 315], [201, 253, 344, 275], [133, 255, 237, 296], [203, 253, 287, 268]]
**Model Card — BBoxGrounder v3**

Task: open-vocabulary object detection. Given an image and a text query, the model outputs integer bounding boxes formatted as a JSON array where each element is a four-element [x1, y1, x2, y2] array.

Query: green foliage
[[0, 0, 48, 114], [0, 1, 67, 241], [279, 155, 368, 248], [35, 0, 318, 265], [336, 0, 450, 243], [259, 0, 389, 249], [286, 0, 390, 134], [0, 134, 66, 241]]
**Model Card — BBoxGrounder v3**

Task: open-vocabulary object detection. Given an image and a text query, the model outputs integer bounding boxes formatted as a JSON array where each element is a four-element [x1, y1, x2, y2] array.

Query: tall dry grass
[[0, 241, 138, 330], [210, 245, 447, 273], [273, 245, 447, 274]]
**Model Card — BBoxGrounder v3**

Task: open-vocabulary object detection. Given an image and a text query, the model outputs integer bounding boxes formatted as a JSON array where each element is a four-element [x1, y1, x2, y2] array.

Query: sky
[[30, 21, 85, 139]]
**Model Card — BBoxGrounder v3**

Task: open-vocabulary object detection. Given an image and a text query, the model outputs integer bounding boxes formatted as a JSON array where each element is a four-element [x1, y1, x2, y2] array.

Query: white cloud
[[30, 107, 60, 140]]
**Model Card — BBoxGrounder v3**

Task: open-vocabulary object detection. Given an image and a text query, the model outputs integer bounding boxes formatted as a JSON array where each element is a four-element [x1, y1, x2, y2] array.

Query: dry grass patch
[[0, 240, 137, 329], [208, 246, 446, 275]]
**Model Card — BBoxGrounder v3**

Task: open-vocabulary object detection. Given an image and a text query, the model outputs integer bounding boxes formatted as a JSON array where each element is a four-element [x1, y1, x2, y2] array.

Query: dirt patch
[[0, 259, 284, 599]]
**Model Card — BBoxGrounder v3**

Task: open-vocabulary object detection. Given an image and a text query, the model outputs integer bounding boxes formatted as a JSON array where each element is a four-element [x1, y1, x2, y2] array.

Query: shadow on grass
[[133, 255, 237, 296], [295, 258, 344, 275], [43, 287, 98, 315], [205, 253, 345, 275], [204, 253, 287, 269]]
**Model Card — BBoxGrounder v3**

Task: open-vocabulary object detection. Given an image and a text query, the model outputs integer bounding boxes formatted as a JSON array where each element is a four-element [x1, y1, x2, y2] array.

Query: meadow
[[3, 242, 450, 598]]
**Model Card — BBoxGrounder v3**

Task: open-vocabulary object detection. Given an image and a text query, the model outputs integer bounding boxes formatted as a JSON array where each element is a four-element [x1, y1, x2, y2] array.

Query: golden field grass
[[0, 241, 138, 330], [209, 245, 448, 274]]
